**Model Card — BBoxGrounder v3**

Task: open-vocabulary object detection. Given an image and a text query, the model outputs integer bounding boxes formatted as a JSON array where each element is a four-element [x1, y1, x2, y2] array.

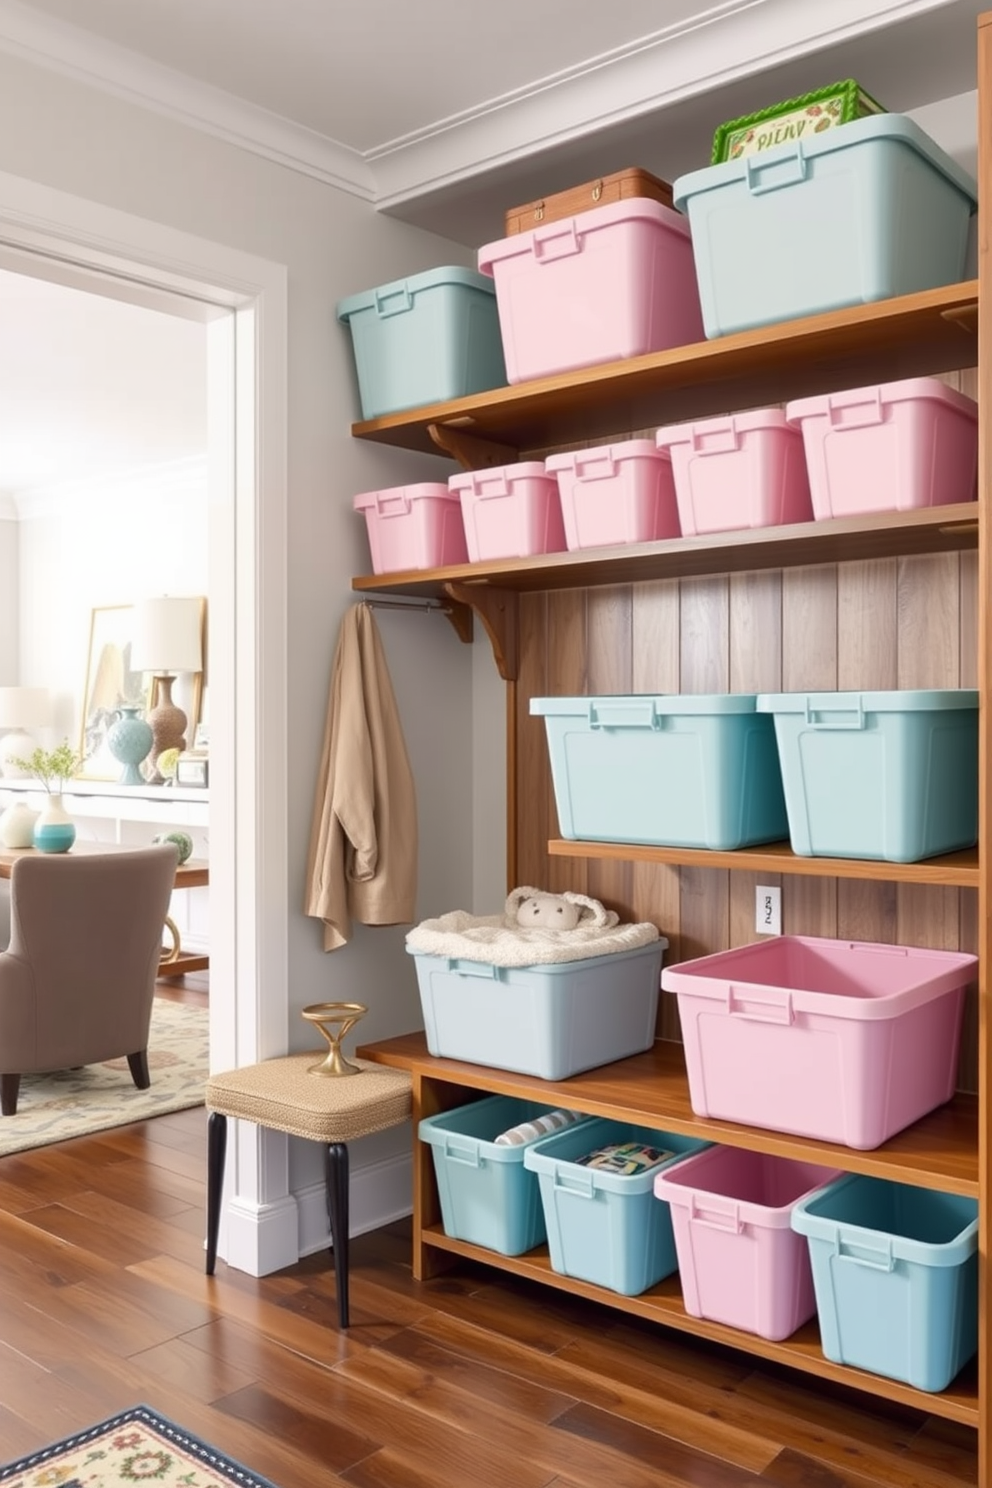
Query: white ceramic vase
[[33, 792, 76, 853], [0, 799, 38, 848]]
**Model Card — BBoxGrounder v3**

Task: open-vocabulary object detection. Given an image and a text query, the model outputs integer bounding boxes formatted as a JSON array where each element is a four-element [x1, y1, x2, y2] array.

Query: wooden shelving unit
[[352, 25, 992, 1471]]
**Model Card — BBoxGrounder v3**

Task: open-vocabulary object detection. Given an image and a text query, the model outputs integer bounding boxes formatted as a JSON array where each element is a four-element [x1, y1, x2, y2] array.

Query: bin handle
[[689, 417, 741, 455], [374, 282, 414, 318], [588, 699, 662, 731], [688, 1194, 743, 1234], [553, 1168, 595, 1199], [532, 221, 582, 263], [727, 986, 794, 1024], [373, 490, 412, 519], [826, 389, 885, 430], [745, 145, 808, 195], [471, 477, 511, 500], [446, 959, 500, 979], [573, 453, 619, 482], [441, 1136, 481, 1168], [803, 697, 865, 730], [846, 942, 910, 957], [836, 1236, 895, 1272]]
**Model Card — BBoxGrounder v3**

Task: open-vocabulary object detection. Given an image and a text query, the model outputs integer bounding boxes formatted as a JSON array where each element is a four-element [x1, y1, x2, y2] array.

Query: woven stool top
[[206, 1053, 412, 1143]]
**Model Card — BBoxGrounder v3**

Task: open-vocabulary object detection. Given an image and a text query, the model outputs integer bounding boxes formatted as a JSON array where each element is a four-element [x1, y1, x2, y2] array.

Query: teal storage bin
[[755, 689, 978, 862], [791, 1174, 978, 1392], [419, 1095, 590, 1256], [672, 113, 977, 339], [524, 1118, 709, 1295], [530, 694, 788, 850], [337, 266, 507, 419]]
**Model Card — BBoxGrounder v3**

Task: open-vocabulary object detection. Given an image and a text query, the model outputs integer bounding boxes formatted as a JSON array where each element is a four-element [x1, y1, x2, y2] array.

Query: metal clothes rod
[[359, 596, 452, 615]]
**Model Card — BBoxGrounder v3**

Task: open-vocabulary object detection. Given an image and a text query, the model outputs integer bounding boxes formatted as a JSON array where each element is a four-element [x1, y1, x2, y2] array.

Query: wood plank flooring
[[0, 975, 977, 1488]]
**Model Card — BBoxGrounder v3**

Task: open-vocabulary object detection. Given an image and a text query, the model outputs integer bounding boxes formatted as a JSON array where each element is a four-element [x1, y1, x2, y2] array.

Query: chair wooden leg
[[1, 1074, 19, 1115], [127, 1050, 150, 1089], [206, 1111, 228, 1275], [324, 1141, 350, 1328]]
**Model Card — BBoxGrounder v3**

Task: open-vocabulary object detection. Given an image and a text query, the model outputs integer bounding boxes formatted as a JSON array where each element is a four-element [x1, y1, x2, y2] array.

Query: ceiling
[[0, 0, 983, 496]]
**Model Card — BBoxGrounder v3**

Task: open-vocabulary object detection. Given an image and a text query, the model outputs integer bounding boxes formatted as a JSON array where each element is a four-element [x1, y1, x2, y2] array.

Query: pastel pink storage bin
[[663, 936, 975, 1150], [353, 483, 468, 574], [654, 1148, 840, 1340], [785, 376, 978, 520], [449, 461, 565, 561], [477, 199, 704, 384], [545, 439, 680, 550], [654, 410, 812, 535]]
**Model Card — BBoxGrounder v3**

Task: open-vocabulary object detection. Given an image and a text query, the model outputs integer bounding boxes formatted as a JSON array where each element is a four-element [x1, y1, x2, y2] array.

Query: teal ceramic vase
[[106, 705, 154, 787], [33, 792, 75, 853]]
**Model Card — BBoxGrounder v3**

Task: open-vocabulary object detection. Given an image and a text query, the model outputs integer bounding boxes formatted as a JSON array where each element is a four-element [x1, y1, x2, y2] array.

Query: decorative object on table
[[0, 686, 51, 778], [78, 603, 152, 780], [0, 1402, 279, 1488], [129, 595, 206, 783], [0, 800, 37, 848], [711, 79, 886, 163], [12, 740, 82, 853], [155, 746, 181, 783], [105, 703, 154, 786], [176, 748, 209, 786], [302, 1001, 369, 1077], [152, 829, 193, 865]]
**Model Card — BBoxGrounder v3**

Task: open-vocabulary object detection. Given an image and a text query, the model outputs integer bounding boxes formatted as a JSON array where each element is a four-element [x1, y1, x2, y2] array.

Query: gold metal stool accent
[[301, 1001, 368, 1077]]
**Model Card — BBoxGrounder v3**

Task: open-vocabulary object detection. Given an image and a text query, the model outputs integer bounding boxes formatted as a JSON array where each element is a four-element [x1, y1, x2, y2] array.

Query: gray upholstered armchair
[[0, 843, 179, 1114]]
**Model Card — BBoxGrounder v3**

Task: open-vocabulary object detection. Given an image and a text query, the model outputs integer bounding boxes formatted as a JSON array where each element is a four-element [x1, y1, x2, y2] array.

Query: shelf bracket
[[443, 583, 519, 681], [428, 422, 519, 471]]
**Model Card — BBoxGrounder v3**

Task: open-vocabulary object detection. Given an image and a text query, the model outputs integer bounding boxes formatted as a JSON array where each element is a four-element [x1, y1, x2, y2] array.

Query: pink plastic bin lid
[[545, 439, 670, 475], [785, 376, 978, 426], [448, 462, 551, 496], [661, 934, 977, 1022], [655, 408, 795, 451], [353, 482, 456, 514], [478, 197, 690, 274]]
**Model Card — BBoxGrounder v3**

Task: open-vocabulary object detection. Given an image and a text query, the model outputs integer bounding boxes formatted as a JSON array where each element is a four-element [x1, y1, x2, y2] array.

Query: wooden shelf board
[[420, 1227, 978, 1427], [350, 281, 978, 458], [351, 503, 979, 600], [357, 1033, 978, 1195], [548, 839, 980, 886]]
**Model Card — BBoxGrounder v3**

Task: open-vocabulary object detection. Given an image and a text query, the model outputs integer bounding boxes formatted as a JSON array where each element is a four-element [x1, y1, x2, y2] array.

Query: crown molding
[[0, 0, 964, 209], [0, 0, 375, 198], [12, 453, 207, 521]]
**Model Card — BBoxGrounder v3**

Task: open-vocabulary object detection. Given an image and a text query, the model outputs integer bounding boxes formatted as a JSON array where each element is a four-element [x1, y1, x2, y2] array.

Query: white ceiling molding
[[12, 453, 207, 522], [0, 0, 375, 198], [0, 0, 964, 208]]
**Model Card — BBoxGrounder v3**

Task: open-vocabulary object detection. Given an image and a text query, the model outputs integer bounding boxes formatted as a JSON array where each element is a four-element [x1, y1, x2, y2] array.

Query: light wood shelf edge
[[421, 1227, 978, 1426]]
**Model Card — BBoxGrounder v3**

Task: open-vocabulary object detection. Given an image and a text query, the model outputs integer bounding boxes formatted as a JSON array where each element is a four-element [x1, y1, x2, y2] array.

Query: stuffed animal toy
[[504, 885, 619, 932]]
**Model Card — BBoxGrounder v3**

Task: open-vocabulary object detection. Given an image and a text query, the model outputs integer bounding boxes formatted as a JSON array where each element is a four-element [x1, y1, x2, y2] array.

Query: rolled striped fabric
[[494, 1108, 585, 1146]]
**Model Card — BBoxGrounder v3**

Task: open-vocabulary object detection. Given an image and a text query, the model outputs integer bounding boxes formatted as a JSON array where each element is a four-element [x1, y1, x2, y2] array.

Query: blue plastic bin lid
[[756, 689, 978, 714], [336, 265, 496, 323], [530, 693, 762, 718], [672, 113, 978, 215]]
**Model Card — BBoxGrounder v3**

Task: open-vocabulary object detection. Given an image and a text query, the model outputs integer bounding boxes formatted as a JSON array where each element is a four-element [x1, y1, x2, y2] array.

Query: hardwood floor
[[0, 975, 977, 1488]]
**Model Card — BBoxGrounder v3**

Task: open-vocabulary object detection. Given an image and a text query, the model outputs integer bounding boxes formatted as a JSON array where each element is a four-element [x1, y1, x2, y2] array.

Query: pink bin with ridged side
[[353, 483, 468, 574], [785, 376, 979, 520], [654, 1148, 841, 1341], [545, 439, 680, 550], [449, 462, 565, 561], [654, 409, 812, 535]]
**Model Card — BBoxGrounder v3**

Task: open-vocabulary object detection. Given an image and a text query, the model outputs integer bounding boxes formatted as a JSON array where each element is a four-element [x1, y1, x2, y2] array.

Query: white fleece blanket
[[406, 909, 663, 967]]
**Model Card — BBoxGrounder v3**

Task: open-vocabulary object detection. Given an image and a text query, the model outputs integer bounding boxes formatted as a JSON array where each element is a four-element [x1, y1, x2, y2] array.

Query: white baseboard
[[297, 1150, 413, 1258], [223, 1193, 299, 1277]]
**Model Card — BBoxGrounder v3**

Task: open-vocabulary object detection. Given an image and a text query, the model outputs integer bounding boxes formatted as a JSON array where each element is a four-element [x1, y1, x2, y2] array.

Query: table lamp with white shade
[[131, 596, 203, 782], [0, 687, 51, 777]]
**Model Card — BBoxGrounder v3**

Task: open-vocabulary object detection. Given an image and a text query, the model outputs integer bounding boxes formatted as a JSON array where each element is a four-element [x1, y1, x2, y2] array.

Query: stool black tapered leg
[[324, 1141, 350, 1328], [206, 1111, 228, 1275]]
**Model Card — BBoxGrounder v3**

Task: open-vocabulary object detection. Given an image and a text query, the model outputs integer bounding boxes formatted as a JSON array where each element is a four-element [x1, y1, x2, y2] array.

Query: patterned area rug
[[0, 1405, 277, 1488], [0, 999, 208, 1157]]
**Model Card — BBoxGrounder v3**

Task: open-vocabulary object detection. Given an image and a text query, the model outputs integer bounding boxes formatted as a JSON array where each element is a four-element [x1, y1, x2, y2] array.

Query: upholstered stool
[[205, 1053, 412, 1327]]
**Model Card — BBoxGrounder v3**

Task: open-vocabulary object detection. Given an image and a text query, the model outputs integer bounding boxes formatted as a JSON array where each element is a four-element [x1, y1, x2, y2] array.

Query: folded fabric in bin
[[494, 1108, 584, 1146], [576, 1142, 674, 1175]]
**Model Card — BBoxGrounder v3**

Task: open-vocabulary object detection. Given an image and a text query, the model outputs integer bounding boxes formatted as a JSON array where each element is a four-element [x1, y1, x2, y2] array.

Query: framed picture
[[79, 603, 205, 781]]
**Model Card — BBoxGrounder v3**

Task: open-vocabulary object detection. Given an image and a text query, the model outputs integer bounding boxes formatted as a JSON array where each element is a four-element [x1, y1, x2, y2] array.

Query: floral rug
[[0, 1405, 277, 1488], [0, 999, 208, 1157]]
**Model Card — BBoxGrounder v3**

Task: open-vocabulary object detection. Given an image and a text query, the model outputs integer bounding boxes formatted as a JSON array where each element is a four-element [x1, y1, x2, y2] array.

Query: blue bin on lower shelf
[[419, 1096, 590, 1257], [791, 1174, 978, 1392], [524, 1118, 709, 1296]]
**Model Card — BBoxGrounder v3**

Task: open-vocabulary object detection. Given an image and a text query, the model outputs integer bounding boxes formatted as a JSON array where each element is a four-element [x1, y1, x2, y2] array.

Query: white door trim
[[0, 168, 292, 1274]]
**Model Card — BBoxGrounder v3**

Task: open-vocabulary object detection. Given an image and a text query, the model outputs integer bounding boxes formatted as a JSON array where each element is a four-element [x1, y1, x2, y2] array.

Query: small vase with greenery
[[12, 740, 83, 853]]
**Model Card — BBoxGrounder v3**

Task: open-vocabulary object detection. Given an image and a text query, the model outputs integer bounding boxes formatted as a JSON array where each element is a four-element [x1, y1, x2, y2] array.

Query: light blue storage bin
[[419, 1096, 591, 1256], [409, 939, 665, 1080], [755, 689, 978, 862], [336, 266, 507, 419], [530, 694, 788, 850], [524, 1118, 709, 1295], [791, 1174, 978, 1392], [673, 114, 977, 339]]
